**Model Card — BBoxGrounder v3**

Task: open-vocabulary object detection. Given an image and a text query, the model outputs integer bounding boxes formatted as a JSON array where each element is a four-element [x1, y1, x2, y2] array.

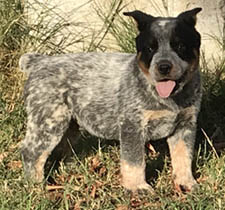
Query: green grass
[[0, 0, 225, 209]]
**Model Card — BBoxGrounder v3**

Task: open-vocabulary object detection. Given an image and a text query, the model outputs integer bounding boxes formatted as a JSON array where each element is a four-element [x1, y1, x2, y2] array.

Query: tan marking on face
[[137, 52, 151, 81], [35, 151, 50, 182], [120, 160, 151, 192], [186, 49, 200, 82], [168, 139, 196, 192], [190, 49, 199, 72], [167, 48, 200, 86], [142, 109, 175, 127]]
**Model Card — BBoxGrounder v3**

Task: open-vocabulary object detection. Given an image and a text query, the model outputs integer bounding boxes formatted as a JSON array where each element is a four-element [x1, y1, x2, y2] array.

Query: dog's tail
[[19, 53, 42, 76]]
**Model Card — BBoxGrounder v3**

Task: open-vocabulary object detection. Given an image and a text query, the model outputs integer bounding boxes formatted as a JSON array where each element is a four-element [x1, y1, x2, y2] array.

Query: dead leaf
[[147, 143, 156, 153], [99, 166, 107, 176], [130, 196, 142, 208], [116, 204, 129, 210], [89, 181, 104, 199], [73, 199, 85, 210], [197, 175, 208, 183], [47, 190, 64, 202], [9, 143, 20, 151], [74, 185, 81, 191], [73, 203, 81, 210], [146, 143, 159, 158], [90, 184, 97, 198], [90, 156, 101, 172], [46, 185, 64, 191], [7, 160, 22, 169], [0, 152, 8, 163], [95, 180, 103, 188]]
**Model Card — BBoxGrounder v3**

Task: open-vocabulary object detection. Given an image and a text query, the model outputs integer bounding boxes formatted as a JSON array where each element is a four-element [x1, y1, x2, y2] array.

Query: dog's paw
[[174, 177, 197, 193], [136, 183, 154, 195], [137, 182, 154, 191], [120, 160, 154, 194], [123, 181, 154, 195]]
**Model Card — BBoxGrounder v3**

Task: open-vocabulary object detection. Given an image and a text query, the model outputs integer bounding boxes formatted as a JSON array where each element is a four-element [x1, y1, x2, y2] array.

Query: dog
[[19, 8, 202, 193]]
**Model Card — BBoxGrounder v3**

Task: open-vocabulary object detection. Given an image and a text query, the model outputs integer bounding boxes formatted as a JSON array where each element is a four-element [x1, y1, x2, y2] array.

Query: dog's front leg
[[167, 123, 197, 192], [119, 119, 153, 193]]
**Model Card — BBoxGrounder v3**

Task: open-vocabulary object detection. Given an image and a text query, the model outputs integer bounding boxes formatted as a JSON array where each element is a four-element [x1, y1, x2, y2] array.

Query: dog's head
[[124, 8, 202, 98]]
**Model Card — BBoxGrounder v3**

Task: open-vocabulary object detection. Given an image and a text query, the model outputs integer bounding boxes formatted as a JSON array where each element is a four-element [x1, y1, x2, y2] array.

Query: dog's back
[[19, 52, 149, 138]]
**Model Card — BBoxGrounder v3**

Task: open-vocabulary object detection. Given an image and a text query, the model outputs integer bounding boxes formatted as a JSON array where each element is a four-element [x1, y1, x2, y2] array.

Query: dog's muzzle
[[155, 60, 176, 98]]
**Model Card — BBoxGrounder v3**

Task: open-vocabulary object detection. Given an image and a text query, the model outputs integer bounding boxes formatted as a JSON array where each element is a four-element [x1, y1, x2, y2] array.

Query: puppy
[[19, 8, 202, 193]]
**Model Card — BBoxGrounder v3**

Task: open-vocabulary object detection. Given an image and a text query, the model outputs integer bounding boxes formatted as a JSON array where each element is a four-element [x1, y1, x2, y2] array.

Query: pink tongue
[[156, 80, 176, 98]]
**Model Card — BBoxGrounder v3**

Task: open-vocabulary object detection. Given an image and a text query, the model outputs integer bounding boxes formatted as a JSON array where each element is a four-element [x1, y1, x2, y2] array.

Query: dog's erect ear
[[177, 8, 202, 27], [123, 10, 154, 31]]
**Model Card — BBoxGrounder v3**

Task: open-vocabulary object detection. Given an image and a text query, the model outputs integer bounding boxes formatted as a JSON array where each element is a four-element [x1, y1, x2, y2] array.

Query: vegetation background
[[0, 0, 225, 209]]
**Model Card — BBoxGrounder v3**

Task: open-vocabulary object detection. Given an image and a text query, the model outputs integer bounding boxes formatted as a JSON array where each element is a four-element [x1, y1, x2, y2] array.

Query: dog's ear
[[123, 10, 154, 31], [177, 8, 202, 27]]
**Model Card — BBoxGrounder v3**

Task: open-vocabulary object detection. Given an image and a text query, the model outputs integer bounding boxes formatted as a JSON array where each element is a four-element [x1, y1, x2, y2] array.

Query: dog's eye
[[171, 40, 187, 54], [176, 43, 186, 53], [148, 47, 154, 53], [147, 39, 158, 54], [148, 43, 158, 53]]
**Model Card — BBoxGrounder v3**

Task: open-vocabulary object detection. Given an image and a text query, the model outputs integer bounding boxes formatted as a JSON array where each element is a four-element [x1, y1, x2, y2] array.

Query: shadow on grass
[[145, 139, 169, 185], [46, 124, 169, 185], [196, 69, 225, 153]]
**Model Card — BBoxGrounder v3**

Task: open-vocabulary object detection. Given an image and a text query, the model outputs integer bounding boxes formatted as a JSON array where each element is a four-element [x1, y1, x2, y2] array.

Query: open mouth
[[156, 80, 176, 98], [155, 71, 187, 98]]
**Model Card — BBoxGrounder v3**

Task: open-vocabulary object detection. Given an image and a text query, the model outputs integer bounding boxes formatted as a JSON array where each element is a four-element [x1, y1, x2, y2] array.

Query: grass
[[0, 0, 225, 209]]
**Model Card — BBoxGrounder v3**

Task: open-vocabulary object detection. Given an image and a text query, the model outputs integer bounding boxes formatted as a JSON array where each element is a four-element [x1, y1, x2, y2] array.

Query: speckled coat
[[19, 8, 202, 193]]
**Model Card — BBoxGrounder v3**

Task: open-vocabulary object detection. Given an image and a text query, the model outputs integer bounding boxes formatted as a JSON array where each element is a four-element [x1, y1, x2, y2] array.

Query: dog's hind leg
[[49, 119, 81, 162], [21, 101, 72, 182]]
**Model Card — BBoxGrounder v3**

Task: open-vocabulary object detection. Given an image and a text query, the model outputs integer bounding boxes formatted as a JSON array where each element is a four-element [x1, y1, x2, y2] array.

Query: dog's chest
[[141, 109, 178, 140]]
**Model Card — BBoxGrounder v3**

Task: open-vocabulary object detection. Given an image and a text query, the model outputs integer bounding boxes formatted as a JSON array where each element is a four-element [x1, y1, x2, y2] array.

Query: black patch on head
[[136, 29, 158, 68], [123, 10, 154, 31], [124, 10, 157, 68], [124, 8, 202, 65], [170, 20, 201, 62], [177, 8, 202, 27], [170, 8, 202, 62]]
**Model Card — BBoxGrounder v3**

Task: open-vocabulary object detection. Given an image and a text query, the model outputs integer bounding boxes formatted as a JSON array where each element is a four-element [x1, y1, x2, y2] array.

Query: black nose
[[158, 61, 172, 75]]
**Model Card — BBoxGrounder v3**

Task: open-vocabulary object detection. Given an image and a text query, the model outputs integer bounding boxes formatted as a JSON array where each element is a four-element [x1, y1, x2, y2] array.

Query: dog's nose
[[158, 61, 172, 75]]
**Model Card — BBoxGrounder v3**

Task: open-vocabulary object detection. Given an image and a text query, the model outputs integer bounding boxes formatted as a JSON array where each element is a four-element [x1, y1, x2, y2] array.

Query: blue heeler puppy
[[19, 8, 202, 193]]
